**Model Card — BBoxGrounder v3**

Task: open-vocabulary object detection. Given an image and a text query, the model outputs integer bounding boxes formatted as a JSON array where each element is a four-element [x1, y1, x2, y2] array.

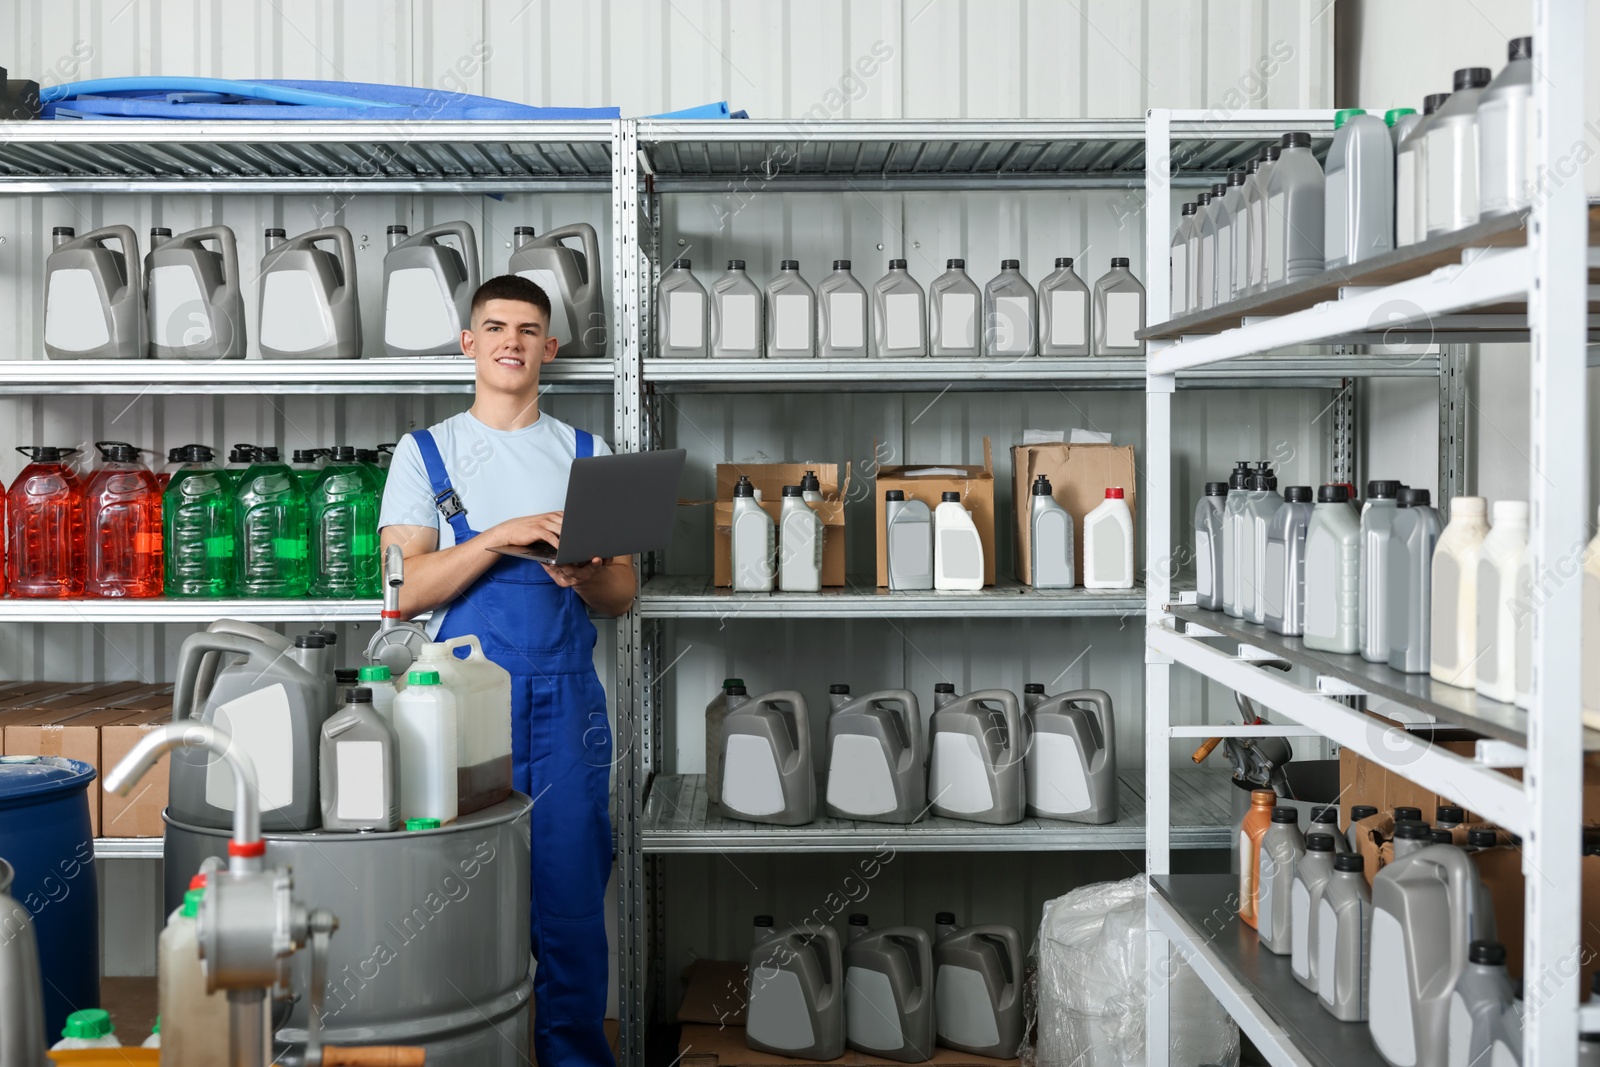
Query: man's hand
[[485, 511, 564, 551], [544, 557, 606, 588]]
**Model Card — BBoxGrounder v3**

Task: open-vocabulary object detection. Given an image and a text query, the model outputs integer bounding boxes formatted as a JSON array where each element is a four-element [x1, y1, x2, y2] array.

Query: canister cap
[[1271, 807, 1298, 824], [1055, 257, 1073, 268], [264, 227, 286, 238], [1436, 804, 1464, 823], [829, 684, 850, 694], [1196, 193, 1212, 207], [1311, 805, 1339, 824], [406, 817, 441, 831], [946, 258, 965, 269], [885, 489, 905, 502], [387, 224, 408, 235], [181, 444, 215, 463], [346, 687, 373, 704], [181, 888, 204, 918], [889, 258, 907, 270], [934, 911, 956, 925], [848, 913, 869, 926], [1305, 833, 1336, 852], [1334, 853, 1364, 872], [754, 915, 774, 927], [1228, 170, 1247, 186], [407, 669, 441, 685], [1032, 474, 1053, 495], [1469, 829, 1499, 848], [941, 491, 961, 502], [1430, 829, 1455, 844], [95, 440, 141, 463], [833, 260, 851, 270], [1211, 183, 1227, 198], [295, 635, 326, 649], [782, 485, 803, 498], [1181, 203, 1197, 216], [1333, 108, 1366, 128], [1454, 67, 1492, 91], [671, 258, 691, 269], [1284, 486, 1313, 503], [1266, 145, 1282, 161], [1111, 257, 1130, 268], [801, 471, 821, 492], [1508, 37, 1533, 62], [1423, 92, 1451, 114], [722, 678, 745, 689], [1398, 487, 1431, 507], [62, 1009, 114, 1040], [1394, 806, 1423, 822], [1001, 259, 1019, 270], [1282, 131, 1311, 148], [727, 259, 745, 270], [733, 475, 755, 498], [150, 226, 172, 237], [780, 259, 799, 270], [1024, 683, 1046, 694], [257, 446, 281, 461], [1204, 482, 1228, 497], [1366, 480, 1401, 499], [726, 684, 748, 696], [335, 669, 360, 686], [359, 665, 391, 682], [1105, 487, 1125, 499], [328, 445, 358, 463], [1394, 820, 1431, 840], [1317, 484, 1349, 504], [292, 448, 321, 463], [52, 226, 75, 236], [1384, 107, 1416, 126], [1350, 804, 1379, 822], [1470, 940, 1507, 966], [934, 683, 955, 694], [513, 225, 536, 236]]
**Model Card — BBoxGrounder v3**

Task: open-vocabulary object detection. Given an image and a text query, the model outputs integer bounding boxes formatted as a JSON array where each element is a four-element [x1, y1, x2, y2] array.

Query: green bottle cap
[[1384, 107, 1416, 127], [408, 669, 441, 686], [181, 888, 204, 919], [62, 1008, 114, 1039], [406, 817, 441, 831], [359, 665, 391, 682], [153, 1016, 161, 1035], [722, 678, 744, 689], [1333, 107, 1366, 129]]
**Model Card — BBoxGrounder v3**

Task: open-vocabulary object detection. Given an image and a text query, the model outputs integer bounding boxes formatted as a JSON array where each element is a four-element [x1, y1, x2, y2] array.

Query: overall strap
[[574, 428, 594, 459], [410, 429, 475, 543]]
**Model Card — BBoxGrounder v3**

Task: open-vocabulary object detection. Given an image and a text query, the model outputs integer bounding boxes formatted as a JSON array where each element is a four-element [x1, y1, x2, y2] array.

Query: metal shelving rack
[[1141, 4, 1590, 1062]]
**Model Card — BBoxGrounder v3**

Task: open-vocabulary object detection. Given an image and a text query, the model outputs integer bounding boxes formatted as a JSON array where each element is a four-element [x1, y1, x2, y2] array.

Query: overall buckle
[[435, 488, 466, 519]]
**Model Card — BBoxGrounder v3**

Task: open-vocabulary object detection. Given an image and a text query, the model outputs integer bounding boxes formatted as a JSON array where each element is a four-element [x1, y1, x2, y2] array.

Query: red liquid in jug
[[7, 447, 86, 598]]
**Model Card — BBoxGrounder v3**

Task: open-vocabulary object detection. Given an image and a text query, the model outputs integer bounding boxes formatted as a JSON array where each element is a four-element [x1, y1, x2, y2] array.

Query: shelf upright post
[[1523, 1, 1587, 1062]]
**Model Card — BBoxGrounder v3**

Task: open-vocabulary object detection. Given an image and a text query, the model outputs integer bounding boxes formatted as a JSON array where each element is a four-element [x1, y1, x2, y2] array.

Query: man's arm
[[546, 556, 637, 618]]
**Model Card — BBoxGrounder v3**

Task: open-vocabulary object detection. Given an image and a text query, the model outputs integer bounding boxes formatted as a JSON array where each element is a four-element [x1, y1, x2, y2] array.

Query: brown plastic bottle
[[1238, 788, 1277, 929]]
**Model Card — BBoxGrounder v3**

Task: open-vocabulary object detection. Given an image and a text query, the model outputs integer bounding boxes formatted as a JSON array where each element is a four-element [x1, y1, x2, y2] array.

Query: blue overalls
[[411, 427, 616, 1067]]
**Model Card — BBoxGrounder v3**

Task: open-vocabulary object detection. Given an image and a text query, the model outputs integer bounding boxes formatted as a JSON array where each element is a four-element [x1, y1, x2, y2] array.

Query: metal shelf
[[1150, 874, 1383, 1067], [0, 357, 613, 394], [643, 771, 1234, 853], [637, 574, 1145, 619], [94, 837, 163, 860], [0, 598, 384, 623]]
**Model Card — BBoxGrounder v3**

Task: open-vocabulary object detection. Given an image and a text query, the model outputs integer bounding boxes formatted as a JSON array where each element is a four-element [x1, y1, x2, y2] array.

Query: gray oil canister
[[1318, 852, 1373, 1021], [1303, 485, 1360, 654], [731, 475, 775, 592], [257, 225, 362, 359], [1029, 474, 1075, 590], [1221, 461, 1252, 618], [1188, 195, 1210, 313], [747, 917, 845, 1060], [1257, 807, 1306, 956], [1264, 486, 1315, 636], [1478, 38, 1534, 218], [982, 260, 1037, 357], [824, 686, 924, 824], [1244, 466, 1284, 625], [703, 678, 744, 809], [711, 259, 764, 359], [1396, 93, 1451, 247], [1388, 488, 1442, 673], [1308, 805, 1350, 853], [1447, 940, 1514, 1067], [1360, 480, 1403, 662], [508, 223, 606, 357], [43, 225, 144, 359], [318, 686, 401, 832], [1324, 110, 1395, 268], [1199, 184, 1228, 310], [1037, 257, 1090, 356], [658, 258, 708, 358], [779, 486, 823, 592], [1426, 68, 1494, 237], [1091, 258, 1145, 356], [1244, 146, 1280, 292], [1023, 687, 1116, 823], [843, 915, 935, 1062], [719, 690, 814, 825], [1347, 805, 1380, 853], [1234, 160, 1261, 299], [932, 914, 1024, 1058], [1369, 844, 1477, 1067], [872, 259, 928, 357], [1217, 171, 1248, 304], [885, 490, 933, 591], [381, 221, 479, 357], [1291, 832, 1338, 993], [1171, 204, 1198, 317], [1194, 481, 1228, 611], [818, 260, 869, 359], [146, 225, 246, 360], [928, 689, 1024, 825], [929, 259, 982, 357], [765, 260, 816, 358], [1388, 108, 1420, 153], [1265, 132, 1325, 285]]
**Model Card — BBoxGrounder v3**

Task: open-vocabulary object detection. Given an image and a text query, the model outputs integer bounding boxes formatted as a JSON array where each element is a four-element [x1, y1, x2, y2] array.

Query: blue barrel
[[0, 756, 100, 1039]]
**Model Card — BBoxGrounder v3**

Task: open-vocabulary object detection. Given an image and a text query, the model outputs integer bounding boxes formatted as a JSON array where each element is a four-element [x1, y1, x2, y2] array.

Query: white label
[[517, 267, 574, 345], [827, 735, 897, 815], [845, 966, 906, 1051], [1477, 562, 1501, 688], [1089, 512, 1130, 584], [1263, 540, 1288, 620], [1103, 292, 1142, 350], [930, 732, 994, 814], [335, 740, 386, 822], [149, 263, 214, 347], [747, 967, 816, 1050], [210, 683, 293, 813], [261, 270, 335, 353], [45, 268, 115, 352], [1304, 527, 1337, 641], [1291, 880, 1312, 981], [1317, 898, 1338, 1007], [991, 295, 1031, 354], [773, 293, 811, 352], [1200, 233, 1215, 307], [718, 292, 757, 351], [935, 965, 1001, 1048], [1256, 844, 1274, 932], [1049, 290, 1086, 346], [385, 266, 457, 351], [1266, 191, 1286, 282], [1427, 125, 1480, 233], [1027, 731, 1091, 814], [1396, 151, 1418, 245], [828, 291, 865, 349], [884, 292, 922, 350], [940, 292, 976, 348], [1195, 529, 1213, 598], [1369, 909, 1418, 1065], [1326, 166, 1349, 263], [722, 734, 786, 815], [936, 526, 983, 586], [1170, 250, 1189, 315], [1215, 224, 1233, 304], [1432, 554, 1462, 673], [667, 290, 704, 349]]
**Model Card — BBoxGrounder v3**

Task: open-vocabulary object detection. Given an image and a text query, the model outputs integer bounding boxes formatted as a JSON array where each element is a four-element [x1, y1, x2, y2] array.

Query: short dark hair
[[470, 274, 551, 326]]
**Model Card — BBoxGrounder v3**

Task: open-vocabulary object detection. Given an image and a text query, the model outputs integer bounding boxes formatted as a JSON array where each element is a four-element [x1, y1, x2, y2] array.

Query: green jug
[[163, 444, 235, 597], [307, 446, 381, 598], [234, 446, 308, 597]]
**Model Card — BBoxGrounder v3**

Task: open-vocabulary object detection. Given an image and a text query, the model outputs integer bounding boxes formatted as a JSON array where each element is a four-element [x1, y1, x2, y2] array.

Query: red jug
[[7, 446, 85, 598], [85, 441, 163, 598]]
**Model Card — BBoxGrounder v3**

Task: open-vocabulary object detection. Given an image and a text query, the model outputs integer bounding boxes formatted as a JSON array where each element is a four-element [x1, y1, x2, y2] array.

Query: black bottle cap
[[727, 684, 748, 696], [1181, 203, 1198, 216], [1247, 472, 1272, 491], [1334, 853, 1364, 872], [355, 449, 379, 464], [727, 259, 745, 270], [1283, 131, 1312, 148], [1196, 193, 1213, 207], [1508, 37, 1533, 62], [829, 684, 850, 695], [294, 635, 326, 649], [1423, 92, 1451, 114], [513, 225, 536, 236], [934, 911, 956, 925], [1032, 474, 1053, 495], [1311, 805, 1339, 824], [257, 446, 280, 461], [387, 224, 408, 235], [1055, 257, 1072, 268], [1228, 170, 1248, 186], [801, 471, 820, 492], [670, 258, 692, 270], [1317, 484, 1349, 504], [327, 445, 358, 463], [335, 668, 360, 685], [733, 475, 755, 498], [292, 449, 319, 463], [1001, 259, 1020, 270], [1430, 829, 1455, 844], [1367, 480, 1401, 499], [1350, 804, 1379, 822], [150, 226, 172, 237], [941, 491, 961, 502], [52, 226, 74, 237], [848, 913, 869, 926], [947, 258, 965, 269], [264, 227, 285, 238], [1205, 482, 1228, 497], [1266, 145, 1282, 160], [1284, 486, 1313, 503], [1394, 820, 1432, 841], [1394, 806, 1423, 822], [889, 258, 907, 270], [166, 447, 183, 463], [310, 629, 337, 646], [833, 260, 851, 270], [1306, 834, 1336, 853], [1271, 807, 1298, 824], [1398, 487, 1432, 507], [1211, 183, 1228, 197], [1436, 805, 1465, 824], [181, 444, 214, 463], [19, 445, 72, 462], [934, 683, 955, 694], [1024, 683, 1046, 694], [1470, 940, 1507, 966], [1469, 829, 1499, 848], [782, 485, 803, 498], [754, 915, 773, 927], [780, 259, 799, 270], [1247, 159, 1260, 174], [885, 489, 905, 502], [1111, 257, 1129, 268], [96, 441, 141, 463], [1454, 67, 1492, 91], [346, 686, 373, 704]]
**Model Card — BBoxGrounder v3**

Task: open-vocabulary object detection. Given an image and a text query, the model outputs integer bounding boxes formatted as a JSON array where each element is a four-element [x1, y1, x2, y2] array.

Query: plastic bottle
[[1265, 131, 1325, 285], [1476, 500, 1529, 704], [1387, 107, 1419, 153], [1426, 68, 1494, 237], [1303, 485, 1360, 654], [927, 689, 1024, 824], [1257, 807, 1305, 956], [885, 490, 934, 591], [394, 669, 459, 825], [1081, 487, 1134, 590], [320, 687, 401, 832], [704, 678, 745, 809], [358, 665, 397, 724], [731, 475, 775, 593], [234, 446, 308, 597], [778, 485, 823, 592], [309, 443, 380, 597], [1217, 171, 1248, 304], [1317, 852, 1373, 1021], [146, 224, 246, 360], [1220, 461, 1252, 617], [818, 260, 869, 359], [1170, 203, 1196, 318], [1448, 940, 1518, 1067], [1306, 804, 1349, 853], [223, 443, 255, 484], [873, 259, 928, 357], [1092, 258, 1145, 356], [1584, 505, 1600, 728], [747, 916, 845, 1059], [1198, 185, 1228, 310], [142, 1019, 160, 1049], [1478, 38, 1535, 219], [507, 223, 607, 356], [1263, 486, 1315, 636], [765, 260, 816, 358], [1194, 481, 1228, 611], [1029, 474, 1074, 589], [928, 259, 982, 357], [1037, 257, 1091, 356], [43, 225, 144, 360], [1431, 497, 1491, 689], [1388, 488, 1442, 673], [1024, 687, 1116, 823], [933, 491, 984, 591], [84, 441, 163, 598], [720, 690, 815, 825], [1187, 194, 1210, 313], [6, 445, 85, 598], [932, 914, 1024, 1058], [1244, 146, 1280, 292], [1358, 480, 1402, 662], [157, 446, 183, 490], [711, 259, 764, 358], [980, 260, 1036, 358], [409, 635, 513, 815], [163, 447, 239, 599], [801, 470, 824, 505], [658, 258, 708, 357], [52, 1008, 119, 1050], [380, 221, 478, 356], [843, 914, 935, 1061], [289, 448, 324, 492], [1324, 109, 1395, 268], [1396, 93, 1451, 247], [1244, 466, 1284, 625], [1238, 788, 1276, 929], [257, 225, 362, 359], [825, 687, 925, 824], [1292, 833, 1338, 993]]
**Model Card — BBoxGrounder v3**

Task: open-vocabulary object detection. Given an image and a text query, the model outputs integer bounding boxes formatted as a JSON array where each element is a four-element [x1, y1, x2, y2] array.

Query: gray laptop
[[489, 448, 686, 565]]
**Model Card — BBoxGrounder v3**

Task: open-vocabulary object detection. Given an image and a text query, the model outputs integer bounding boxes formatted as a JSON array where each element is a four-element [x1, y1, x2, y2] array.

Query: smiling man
[[379, 274, 632, 1067]]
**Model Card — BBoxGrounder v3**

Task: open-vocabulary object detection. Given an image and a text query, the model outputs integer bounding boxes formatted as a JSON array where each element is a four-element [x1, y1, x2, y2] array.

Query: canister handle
[[966, 688, 1022, 764], [883, 926, 934, 1011], [1060, 688, 1115, 773], [184, 224, 241, 298], [809, 923, 842, 1011], [870, 689, 922, 766], [420, 220, 482, 305], [756, 690, 810, 769], [174, 631, 286, 723], [966, 924, 1024, 1012]]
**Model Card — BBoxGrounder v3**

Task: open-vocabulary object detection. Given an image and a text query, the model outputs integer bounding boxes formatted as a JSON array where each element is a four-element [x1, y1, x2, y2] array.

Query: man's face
[[462, 298, 558, 393]]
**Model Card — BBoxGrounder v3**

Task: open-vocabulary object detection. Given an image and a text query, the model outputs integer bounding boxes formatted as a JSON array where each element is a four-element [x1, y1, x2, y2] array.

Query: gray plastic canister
[[146, 225, 246, 359], [1359, 480, 1402, 662], [1303, 485, 1360, 654], [932, 915, 1024, 1058], [1447, 941, 1515, 1067], [1091, 258, 1145, 356], [927, 689, 1024, 825], [719, 690, 815, 825], [382, 222, 480, 357], [257, 226, 362, 359], [1037, 257, 1090, 356], [824, 687, 925, 824], [1426, 68, 1494, 237], [747, 917, 845, 1060], [982, 260, 1036, 357], [1030, 475, 1075, 589], [1217, 171, 1248, 303], [1291, 833, 1337, 993], [873, 259, 928, 357], [1171, 204, 1197, 317], [765, 260, 816, 358], [1478, 38, 1534, 218], [1256, 807, 1305, 956], [818, 260, 869, 359], [1388, 488, 1442, 673], [1194, 481, 1228, 611], [508, 223, 606, 356], [1199, 183, 1228, 310], [1221, 461, 1252, 618], [1023, 687, 1116, 823], [319, 687, 401, 832], [658, 259, 708, 357], [1324, 110, 1395, 268], [44, 225, 144, 359], [1243, 467, 1283, 625], [1244, 147, 1278, 292], [929, 259, 981, 357], [703, 678, 744, 809], [1396, 93, 1450, 247], [1263, 486, 1314, 636], [885, 491, 933, 591], [843, 915, 935, 1062], [1265, 132, 1325, 285], [1317, 852, 1372, 1021], [711, 260, 764, 359]]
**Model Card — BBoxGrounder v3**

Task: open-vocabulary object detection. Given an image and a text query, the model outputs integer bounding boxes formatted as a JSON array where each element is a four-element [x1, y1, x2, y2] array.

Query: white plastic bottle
[[1194, 191, 1219, 311], [982, 259, 1037, 357], [817, 260, 869, 359], [928, 259, 981, 357], [1475, 501, 1529, 704], [1426, 67, 1493, 237], [872, 259, 927, 357], [711, 259, 764, 358], [143, 1021, 161, 1048], [1265, 131, 1325, 285], [1359, 480, 1402, 662], [1037, 257, 1091, 356], [1170, 204, 1196, 317], [730, 475, 775, 592], [52, 1009, 120, 1050], [1242, 148, 1276, 293], [778, 485, 823, 593], [1220, 461, 1252, 618], [1431, 496, 1491, 689], [1217, 171, 1248, 304], [358, 664, 398, 723], [159, 887, 228, 1065], [1244, 467, 1283, 626], [1302, 485, 1360, 654], [765, 260, 816, 358], [1583, 505, 1600, 729], [1396, 93, 1450, 248], [1092, 259, 1145, 356], [1200, 184, 1230, 310], [658, 258, 708, 357], [1478, 38, 1535, 219], [932, 491, 984, 591], [1324, 109, 1394, 268], [395, 669, 459, 825], [1186, 195, 1207, 312], [1083, 487, 1135, 590]]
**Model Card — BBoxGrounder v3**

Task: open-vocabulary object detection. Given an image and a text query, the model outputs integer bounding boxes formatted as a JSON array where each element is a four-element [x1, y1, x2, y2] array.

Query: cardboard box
[[875, 438, 996, 587], [1473, 848, 1600, 994], [713, 462, 851, 588], [101, 706, 175, 838], [1010, 443, 1138, 585], [678, 1023, 1017, 1067], [1340, 736, 1600, 825]]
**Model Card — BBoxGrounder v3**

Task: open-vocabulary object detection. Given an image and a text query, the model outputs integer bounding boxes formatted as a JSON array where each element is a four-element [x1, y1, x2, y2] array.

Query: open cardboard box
[[1010, 443, 1138, 585], [101, 701, 176, 839], [712, 462, 851, 587], [874, 438, 996, 587]]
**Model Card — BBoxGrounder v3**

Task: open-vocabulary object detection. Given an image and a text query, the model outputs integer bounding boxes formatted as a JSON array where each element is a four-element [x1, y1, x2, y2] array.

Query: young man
[[379, 274, 632, 1067]]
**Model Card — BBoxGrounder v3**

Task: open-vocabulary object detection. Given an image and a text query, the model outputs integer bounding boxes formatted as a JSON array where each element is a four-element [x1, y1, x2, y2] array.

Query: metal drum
[[164, 793, 532, 1067]]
